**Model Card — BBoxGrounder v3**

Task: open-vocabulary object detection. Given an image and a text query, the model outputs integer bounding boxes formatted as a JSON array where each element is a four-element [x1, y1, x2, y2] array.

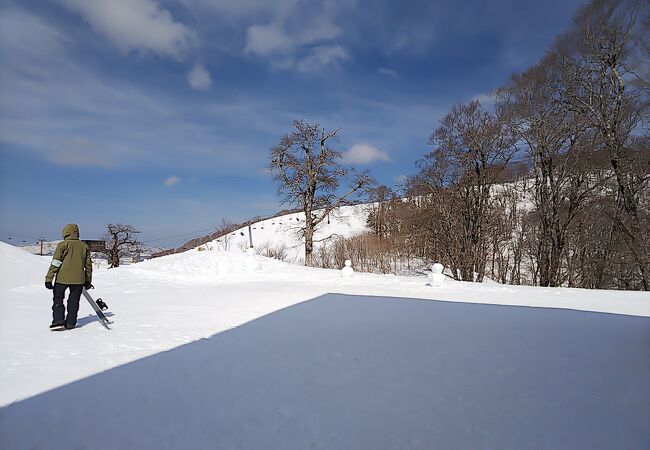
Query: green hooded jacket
[[45, 224, 93, 285]]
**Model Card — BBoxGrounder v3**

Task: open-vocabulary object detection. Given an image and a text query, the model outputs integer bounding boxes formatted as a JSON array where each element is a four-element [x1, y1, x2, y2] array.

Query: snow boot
[[49, 322, 65, 331]]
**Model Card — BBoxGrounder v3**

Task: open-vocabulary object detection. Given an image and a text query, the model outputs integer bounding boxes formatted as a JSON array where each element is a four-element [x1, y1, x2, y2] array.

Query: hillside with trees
[[311, 0, 649, 290]]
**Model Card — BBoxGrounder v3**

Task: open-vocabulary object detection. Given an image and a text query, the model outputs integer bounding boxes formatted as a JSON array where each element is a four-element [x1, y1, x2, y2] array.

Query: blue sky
[[0, 0, 585, 247]]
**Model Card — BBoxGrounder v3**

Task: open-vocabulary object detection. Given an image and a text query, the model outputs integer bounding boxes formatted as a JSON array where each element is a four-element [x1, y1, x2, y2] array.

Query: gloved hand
[[45, 281, 54, 290], [84, 281, 93, 290]]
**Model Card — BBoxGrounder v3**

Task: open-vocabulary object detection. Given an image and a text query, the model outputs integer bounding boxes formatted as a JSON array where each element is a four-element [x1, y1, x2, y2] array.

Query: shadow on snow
[[75, 311, 115, 329], [2, 294, 649, 449]]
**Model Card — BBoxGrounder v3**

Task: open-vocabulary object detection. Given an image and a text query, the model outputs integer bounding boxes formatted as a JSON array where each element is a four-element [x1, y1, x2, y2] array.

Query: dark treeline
[[315, 0, 649, 290]]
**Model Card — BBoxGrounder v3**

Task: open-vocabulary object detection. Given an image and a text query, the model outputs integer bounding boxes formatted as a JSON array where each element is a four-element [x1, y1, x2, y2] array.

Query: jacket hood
[[62, 223, 80, 240]]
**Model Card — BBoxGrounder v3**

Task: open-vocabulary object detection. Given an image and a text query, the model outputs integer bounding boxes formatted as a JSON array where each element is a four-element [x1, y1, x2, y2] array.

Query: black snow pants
[[52, 283, 83, 328]]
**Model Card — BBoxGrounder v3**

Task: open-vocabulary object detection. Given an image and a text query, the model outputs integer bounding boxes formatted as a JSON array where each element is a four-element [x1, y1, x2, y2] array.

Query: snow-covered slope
[[0, 241, 50, 289], [204, 204, 371, 262]]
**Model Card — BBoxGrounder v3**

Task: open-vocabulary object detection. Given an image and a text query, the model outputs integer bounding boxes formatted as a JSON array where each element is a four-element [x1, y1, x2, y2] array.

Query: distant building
[[83, 240, 105, 253]]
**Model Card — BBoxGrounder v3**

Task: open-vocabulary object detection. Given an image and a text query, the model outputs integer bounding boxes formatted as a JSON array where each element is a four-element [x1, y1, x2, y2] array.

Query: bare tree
[[486, 183, 527, 285], [129, 241, 145, 263], [554, 0, 650, 288], [498, 57, 598, 287], [416, 101, 516, 281], [366, 185, 399, 239], [215, 219, 236, 251], [269, 120, 373, 266], [103, 224, 140, 268]]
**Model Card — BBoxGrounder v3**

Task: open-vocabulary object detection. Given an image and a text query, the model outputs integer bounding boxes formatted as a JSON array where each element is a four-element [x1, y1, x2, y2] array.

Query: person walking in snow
[[45, 224, 93, 330]]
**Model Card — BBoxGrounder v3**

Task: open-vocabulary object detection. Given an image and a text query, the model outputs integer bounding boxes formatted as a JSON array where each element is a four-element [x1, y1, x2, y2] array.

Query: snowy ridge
[[204, 204, 371, 262]]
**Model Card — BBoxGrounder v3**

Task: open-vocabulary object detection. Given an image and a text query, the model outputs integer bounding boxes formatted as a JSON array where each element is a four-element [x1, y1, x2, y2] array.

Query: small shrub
[[258, 241, 289, 262]]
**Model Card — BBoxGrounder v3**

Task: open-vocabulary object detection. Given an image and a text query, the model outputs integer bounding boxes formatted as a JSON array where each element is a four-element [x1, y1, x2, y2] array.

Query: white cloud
[[378, 67, 398, 78], [473, 93, 495, 107], [179, 0, 299, 18], [386, 25, 438, 56], [243, 17, 341, 58], [187, 64, 212, 90], [244, 23, 294, 56], [0, 9, 292, 173], [341, 144, 390, 165], [164, 176, 181, 187], [60, 0, 194, 59], [297, 15, 341, 45], [243, 9, 344, 72], [1, 8, 445, 178], [297, 45, 350, 73]]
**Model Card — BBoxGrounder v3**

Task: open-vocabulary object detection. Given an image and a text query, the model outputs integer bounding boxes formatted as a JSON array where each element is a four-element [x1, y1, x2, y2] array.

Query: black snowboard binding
[[96, 298, 108, 311]]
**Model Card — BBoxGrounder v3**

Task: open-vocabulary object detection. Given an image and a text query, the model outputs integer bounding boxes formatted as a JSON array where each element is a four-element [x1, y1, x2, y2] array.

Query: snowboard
[[82, 288, 111, 330]]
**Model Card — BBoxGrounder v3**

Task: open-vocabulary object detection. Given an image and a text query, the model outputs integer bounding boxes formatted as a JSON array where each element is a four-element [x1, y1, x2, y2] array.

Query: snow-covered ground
[[1, 241, 649, 448]]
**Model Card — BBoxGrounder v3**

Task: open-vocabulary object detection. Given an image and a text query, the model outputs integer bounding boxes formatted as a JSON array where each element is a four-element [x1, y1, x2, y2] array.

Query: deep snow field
[[1, 240, 649, 449]]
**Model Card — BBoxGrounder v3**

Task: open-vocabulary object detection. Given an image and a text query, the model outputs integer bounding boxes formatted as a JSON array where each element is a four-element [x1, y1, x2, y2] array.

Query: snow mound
[[0, 241, 50, 291], [125, 249, 281, 283]]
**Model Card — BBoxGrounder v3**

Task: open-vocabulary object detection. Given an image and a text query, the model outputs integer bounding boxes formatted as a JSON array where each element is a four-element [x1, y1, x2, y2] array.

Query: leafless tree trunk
[[416, 101, 516, 282], [215, 219, 236, 251], [103, 224, 141, 268], [269, 120, 373, 266], [555, 0, 650, 289], [498, 56, 599, 286]]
